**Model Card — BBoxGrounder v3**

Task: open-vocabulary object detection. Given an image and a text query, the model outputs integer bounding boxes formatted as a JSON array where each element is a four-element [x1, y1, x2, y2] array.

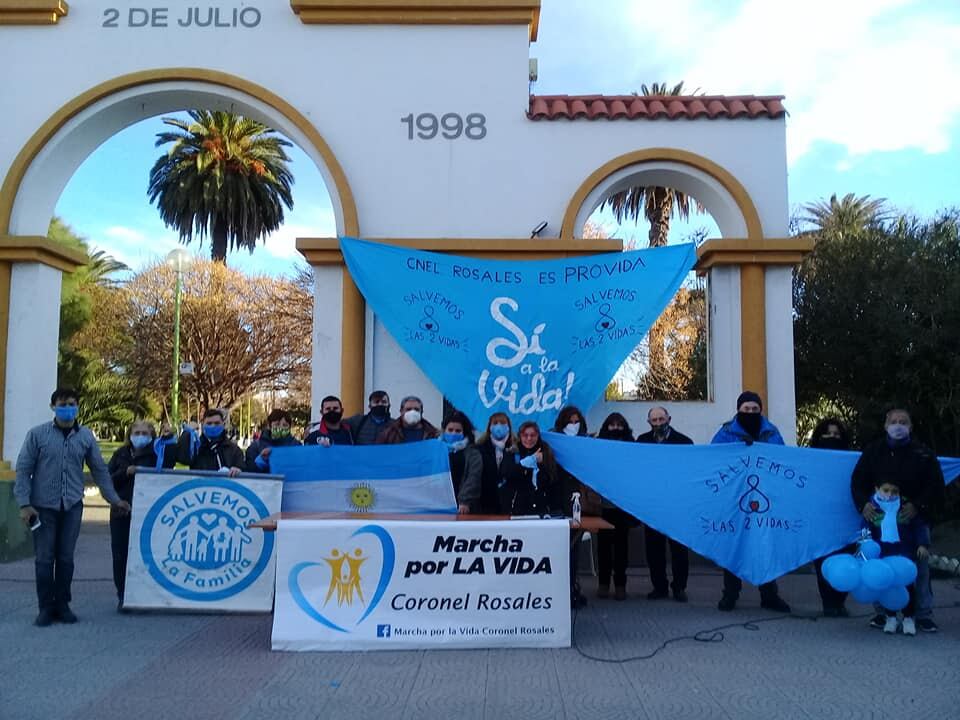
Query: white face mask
[[403, 409, 422, 426], [563, 422, 581, 436]]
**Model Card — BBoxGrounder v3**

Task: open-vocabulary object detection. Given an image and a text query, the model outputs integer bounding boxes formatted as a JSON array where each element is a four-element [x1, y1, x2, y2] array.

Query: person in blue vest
[[245, 408, 302, 473], [712, 391, 791, 612]]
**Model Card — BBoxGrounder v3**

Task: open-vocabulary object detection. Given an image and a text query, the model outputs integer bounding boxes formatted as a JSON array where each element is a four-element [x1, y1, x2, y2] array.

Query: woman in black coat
[[595, 412, 638, 600], [809, 417, 855, 617], [107, 420, 177, 609], [501, 421, 563, 516], [475, 411, 516, 514]]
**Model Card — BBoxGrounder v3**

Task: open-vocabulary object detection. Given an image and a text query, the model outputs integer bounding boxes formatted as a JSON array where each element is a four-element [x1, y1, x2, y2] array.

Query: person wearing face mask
[[376, 395, 440, 444], [637, 406, 694, 602], [15, 388, 131, 626], [440, 411, 482, 514], [501, 422, 562, 516], [107, 420, 178, 610], [178, 408, 245, 475], [246, 409, 301, 473], [476, 412, 516, 514], [865, 480, 930, 635], [851, 408, 945, 633], [344, 390, 394, 445], [305, 396, 355, 446], [552, 406, 602, 516], [712, 391, 790, 613], [594, 413, 638, 601], [808, 418, 856, 617]]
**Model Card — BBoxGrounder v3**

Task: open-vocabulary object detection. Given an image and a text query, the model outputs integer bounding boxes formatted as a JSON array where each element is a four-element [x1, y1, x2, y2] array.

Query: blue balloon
[[851, 582, 880, 604], [883, 556, 917, 586], [878, 585, 910, 611], [822, 555, 861, 592], [859, 540, 881, 560], [862, 559, 896, 590]]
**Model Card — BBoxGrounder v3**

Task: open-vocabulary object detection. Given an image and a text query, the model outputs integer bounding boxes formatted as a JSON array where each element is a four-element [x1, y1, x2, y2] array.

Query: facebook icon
[[376, 624, 391, 638]]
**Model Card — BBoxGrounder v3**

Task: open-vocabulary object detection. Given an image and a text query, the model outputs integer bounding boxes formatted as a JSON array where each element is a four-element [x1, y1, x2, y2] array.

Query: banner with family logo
[[340, 237, 695, 429], [272, 519, 570, 651], [547, 434, 960, 586], [124, 470, 283, 612]]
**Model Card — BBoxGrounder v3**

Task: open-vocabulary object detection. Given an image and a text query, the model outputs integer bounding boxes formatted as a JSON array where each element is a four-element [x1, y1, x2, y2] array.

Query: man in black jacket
[[637, 406, 694, 602], [344, 390, 393, 445], [178, 408, 244, 475], [851, 408, 945, 632]]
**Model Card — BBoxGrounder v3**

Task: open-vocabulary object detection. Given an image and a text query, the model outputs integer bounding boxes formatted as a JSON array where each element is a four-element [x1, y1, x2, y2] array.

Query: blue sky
[[56, 0, 960, 275]]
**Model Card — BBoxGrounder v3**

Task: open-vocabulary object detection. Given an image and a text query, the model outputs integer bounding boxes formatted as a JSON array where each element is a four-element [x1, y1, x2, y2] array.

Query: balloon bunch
[[822, 537, 917, 611]]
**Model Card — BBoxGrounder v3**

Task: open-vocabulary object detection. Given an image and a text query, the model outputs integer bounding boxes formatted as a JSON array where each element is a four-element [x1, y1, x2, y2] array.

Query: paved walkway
[[1, 517, 959, 720]]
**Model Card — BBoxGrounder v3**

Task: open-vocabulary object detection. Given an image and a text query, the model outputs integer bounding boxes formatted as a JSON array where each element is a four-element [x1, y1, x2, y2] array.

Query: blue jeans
[[32, 503, 84, 611]]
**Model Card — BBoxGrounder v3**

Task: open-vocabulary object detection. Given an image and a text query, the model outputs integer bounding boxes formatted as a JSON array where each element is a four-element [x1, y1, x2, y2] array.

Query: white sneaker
[[883, 616, 899, 634], [902, 618, 916, 636]]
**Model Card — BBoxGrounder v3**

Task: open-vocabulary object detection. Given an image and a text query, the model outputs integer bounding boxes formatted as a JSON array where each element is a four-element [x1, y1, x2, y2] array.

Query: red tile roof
[[528, 95, 786, 121]]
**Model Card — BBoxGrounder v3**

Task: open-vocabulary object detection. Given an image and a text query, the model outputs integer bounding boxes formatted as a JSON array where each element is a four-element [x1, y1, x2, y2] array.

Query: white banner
[[124, 470, 283, 611], [271, 519, 571, 651]]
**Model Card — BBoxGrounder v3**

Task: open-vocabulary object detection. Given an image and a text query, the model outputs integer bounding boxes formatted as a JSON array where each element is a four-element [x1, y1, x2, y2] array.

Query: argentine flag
[[271, 442, 457, 514]]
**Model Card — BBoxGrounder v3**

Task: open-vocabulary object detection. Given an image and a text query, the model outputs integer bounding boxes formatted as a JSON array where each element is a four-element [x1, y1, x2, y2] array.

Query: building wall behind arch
[[1, 2, 795, 444]]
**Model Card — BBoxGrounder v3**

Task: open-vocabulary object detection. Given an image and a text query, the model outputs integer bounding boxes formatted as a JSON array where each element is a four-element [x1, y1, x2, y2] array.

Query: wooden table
[[251, 512, 612, 532]]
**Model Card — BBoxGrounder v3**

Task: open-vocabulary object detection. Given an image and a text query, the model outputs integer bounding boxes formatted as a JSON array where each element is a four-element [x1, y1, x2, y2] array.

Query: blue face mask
[[490, 423, 509, 440], [203, 424, 225, 440], [131, 434, 152, 450], [443, 432, 465, 444], [54, 405, 78, 423]]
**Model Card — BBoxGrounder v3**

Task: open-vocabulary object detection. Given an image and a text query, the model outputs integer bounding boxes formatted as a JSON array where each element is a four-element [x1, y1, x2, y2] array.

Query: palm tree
[[601, 82, 706, 248], [148, 110, 294, 262], [801, 193, 889, 238], [602, 82, 707, 391]]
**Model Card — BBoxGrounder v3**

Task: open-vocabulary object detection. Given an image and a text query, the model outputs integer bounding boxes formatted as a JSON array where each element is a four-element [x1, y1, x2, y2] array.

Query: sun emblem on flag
[[348, 482, 376, 512]]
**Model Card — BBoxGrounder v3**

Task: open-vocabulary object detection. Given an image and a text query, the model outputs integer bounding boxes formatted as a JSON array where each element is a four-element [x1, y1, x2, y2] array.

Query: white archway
[[570, 161, 748, 240], [9, 83, 350, 238]]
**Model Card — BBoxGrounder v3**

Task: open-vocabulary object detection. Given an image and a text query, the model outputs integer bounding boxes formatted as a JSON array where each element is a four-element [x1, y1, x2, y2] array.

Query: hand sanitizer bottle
[[571, 492, 582, 523]]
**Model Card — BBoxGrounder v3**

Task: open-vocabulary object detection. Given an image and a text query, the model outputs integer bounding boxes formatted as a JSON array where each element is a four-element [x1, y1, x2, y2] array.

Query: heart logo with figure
[[288, 524, 395, 632]]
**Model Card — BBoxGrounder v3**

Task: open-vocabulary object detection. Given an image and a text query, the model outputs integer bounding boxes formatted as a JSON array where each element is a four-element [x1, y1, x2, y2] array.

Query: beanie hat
[[736, 391, 763, 410]]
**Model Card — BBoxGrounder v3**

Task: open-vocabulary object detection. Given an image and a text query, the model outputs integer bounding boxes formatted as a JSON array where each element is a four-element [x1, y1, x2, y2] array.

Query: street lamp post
[[166, 248, 192, 427]]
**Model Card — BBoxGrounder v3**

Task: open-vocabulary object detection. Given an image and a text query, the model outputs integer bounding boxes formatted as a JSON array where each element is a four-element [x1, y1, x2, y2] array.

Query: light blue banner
[[546, 433, 959, 586], [340, 237, 696, 428], [271, 442, 457, 514]]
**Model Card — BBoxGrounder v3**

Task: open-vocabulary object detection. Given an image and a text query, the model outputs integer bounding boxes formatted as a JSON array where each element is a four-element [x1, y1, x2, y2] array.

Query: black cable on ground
[[570, 604, 960, 664]]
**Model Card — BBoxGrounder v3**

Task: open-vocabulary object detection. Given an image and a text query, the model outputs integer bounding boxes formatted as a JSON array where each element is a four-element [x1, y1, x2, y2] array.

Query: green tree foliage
[[794, 206, 960, 454], [72, 259, 313, 421], [148, 111, 294, 262], [48, 218, 147, 437]]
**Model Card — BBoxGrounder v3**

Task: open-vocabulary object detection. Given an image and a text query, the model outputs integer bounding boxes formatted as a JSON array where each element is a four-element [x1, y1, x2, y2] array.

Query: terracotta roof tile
[[528, 94, 787, 121]]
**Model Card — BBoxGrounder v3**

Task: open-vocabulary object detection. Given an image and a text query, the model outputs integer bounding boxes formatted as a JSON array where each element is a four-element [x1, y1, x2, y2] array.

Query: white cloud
[[103, 225, 146, 242], [261, 205, 337, 260], [612, 0, 960, 163]]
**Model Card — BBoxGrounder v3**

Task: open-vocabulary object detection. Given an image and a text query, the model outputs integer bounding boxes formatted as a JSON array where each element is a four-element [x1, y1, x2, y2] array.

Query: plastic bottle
[[571, 492, 582, 524]]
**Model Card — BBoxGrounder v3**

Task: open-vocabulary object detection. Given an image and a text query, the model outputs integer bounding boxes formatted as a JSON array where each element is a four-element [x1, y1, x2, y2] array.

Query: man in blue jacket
[[712, 391, 791, 612]]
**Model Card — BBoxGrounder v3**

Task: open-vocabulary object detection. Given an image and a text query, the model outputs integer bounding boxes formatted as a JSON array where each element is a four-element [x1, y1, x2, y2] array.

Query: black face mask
[[323, 410, 343, 425], [599, 426, 629, 441], [370, 405, 389, 420], [737, 412, 763, 439], [817, 436, 847, 450]]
